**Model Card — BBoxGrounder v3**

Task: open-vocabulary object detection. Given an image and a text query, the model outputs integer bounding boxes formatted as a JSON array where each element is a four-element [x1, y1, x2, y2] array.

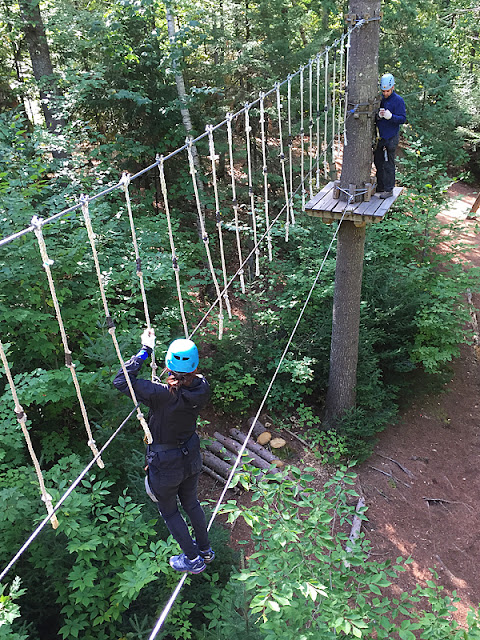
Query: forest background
[[1, 0, 480, 638]]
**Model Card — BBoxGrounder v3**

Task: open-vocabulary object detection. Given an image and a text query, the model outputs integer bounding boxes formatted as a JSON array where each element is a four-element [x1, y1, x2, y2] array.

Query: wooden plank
[[305, 182, 335, 210], [306, 185, 337, 212]]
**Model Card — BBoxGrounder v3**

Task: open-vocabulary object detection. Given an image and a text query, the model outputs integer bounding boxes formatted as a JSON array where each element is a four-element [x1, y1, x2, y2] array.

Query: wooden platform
[[305, 181, 403, 226]]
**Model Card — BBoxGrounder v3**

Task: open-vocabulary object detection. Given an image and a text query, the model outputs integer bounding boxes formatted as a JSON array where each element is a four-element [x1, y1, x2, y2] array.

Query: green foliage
[[206, 469, 480, 639], [212, 362, 257, 413], [0, 577, 28, 640]]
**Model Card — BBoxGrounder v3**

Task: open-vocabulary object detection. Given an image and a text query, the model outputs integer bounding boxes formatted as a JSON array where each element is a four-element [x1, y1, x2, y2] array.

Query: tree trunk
[[325, 0, 380, 423], [325, 221, 366, 420], [18, 0, 67, 157], [164, 1, 204, 237]]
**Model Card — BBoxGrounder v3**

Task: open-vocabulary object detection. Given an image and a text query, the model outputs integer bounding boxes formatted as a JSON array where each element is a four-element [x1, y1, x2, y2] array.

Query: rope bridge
[[0, 18, 367, 637]]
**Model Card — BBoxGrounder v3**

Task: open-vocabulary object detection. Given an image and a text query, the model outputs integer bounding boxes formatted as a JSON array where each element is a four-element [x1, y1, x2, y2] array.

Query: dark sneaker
[[169, 553, 206, 574], [199, 547, 215, 564], [379, 191, 393, 199], [192, 540, 215, 564]]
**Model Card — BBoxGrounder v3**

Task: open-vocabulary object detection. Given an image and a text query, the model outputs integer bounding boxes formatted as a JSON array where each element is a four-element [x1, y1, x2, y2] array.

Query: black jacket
[[113, 356, 210, 444]]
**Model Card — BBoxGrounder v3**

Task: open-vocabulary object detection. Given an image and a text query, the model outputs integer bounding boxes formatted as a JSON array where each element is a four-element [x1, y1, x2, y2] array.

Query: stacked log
[[202, 425, 284, 488]]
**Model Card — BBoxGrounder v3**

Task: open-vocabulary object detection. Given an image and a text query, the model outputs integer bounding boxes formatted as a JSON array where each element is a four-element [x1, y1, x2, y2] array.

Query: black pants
[[146, 434, 210, 560], [374, 133, 399, 193]]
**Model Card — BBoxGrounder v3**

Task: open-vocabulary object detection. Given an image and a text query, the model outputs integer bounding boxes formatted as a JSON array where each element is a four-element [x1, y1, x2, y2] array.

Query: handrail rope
[[0, 341, 59, 529], [119, 172, 158, 381], [80, 196, 153, 444], [259, 93, 273, 262], [0, 404, 139, 584], [308, 61, 314, 200], [244, 104, 261, 277], [276, 82, 293, 241], [148, 196, 353, 640], [287, 75, 294, 227], [0, 21, 368, 250], [323, 48, 329, 178], [31, 217, 104, 468], [186, 138, 225, 340], [226, 113, 246, 294], [156, 156, 189, 338], [206, 126, 233, 318], [300, 65, 305, 212]]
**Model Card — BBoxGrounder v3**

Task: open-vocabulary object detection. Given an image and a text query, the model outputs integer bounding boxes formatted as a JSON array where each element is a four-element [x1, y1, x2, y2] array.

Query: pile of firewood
[[202, 418, 287, 488]]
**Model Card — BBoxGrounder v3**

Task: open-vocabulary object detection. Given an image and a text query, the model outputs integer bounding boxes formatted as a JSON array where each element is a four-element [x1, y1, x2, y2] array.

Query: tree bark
[[325, 1, 380, 423], [18, 0, 67, 156]]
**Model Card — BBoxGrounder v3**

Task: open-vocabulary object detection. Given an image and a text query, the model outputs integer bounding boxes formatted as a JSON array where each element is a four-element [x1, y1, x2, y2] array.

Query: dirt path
[[356, 181, 480, 624]]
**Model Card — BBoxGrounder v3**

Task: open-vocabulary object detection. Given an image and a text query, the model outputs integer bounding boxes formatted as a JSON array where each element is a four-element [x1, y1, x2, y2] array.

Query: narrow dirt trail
[[357, 182, 480, 624]]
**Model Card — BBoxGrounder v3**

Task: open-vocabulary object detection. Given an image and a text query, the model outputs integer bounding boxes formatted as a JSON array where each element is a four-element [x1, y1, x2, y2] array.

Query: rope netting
[[0, 21, 368, 631]]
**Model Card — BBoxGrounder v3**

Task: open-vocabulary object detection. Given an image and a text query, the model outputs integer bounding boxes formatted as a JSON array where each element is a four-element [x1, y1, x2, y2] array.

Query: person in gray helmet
[[374, 73, 406, 199]]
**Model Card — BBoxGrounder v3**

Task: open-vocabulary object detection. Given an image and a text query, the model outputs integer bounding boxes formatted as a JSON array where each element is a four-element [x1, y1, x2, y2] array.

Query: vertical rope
[[300, 66, 305, 211], [206, 126, 232, 317], [244, 105, 260, 277], [226, 114, 246, 294], [259, 93, 273, 262], [80, 196, 153, 444], [0, 341, 59, 528], [287, 75, 294, 221], [323, 49, 329, 178], [308, 60, 314, 199], [316, 53, 321, 188], [344, 31, 351, 147], [156, 156, 189, 339], [31, 217, 104, 468], [338, 35, 345, 156], [186, 138, 224, 339], [276, 82, 293, 240], [332, 47, 337, 169], [119, 172, 157, 381]]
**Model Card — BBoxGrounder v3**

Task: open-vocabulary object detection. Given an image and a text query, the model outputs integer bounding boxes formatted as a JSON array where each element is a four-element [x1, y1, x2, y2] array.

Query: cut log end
[[256, 431, 272, 445], [270, 437, 286, 449]]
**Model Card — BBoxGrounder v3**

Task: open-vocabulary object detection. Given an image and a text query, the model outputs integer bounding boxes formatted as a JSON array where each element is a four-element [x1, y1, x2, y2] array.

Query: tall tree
[[325, 0, 380, 422], [18, 0, 66, 156]]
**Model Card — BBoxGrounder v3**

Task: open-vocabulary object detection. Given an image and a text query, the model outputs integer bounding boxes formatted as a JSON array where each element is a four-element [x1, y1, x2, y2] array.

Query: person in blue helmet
[[374, 73, 406, 199], [113, 329, 214, 574]]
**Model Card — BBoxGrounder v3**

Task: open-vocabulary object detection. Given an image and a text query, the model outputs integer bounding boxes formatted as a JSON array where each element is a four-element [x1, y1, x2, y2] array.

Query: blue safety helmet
[[165, 338, 199, 373], [380, 73, 395, 91]]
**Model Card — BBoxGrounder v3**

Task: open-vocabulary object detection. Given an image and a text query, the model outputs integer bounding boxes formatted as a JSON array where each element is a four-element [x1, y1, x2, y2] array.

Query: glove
[[141, 328, 155, 350], [383, 109, 392, 120]]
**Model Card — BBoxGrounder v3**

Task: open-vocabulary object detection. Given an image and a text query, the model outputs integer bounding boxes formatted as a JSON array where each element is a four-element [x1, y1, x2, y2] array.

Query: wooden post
[[325, 0, 380, 424]]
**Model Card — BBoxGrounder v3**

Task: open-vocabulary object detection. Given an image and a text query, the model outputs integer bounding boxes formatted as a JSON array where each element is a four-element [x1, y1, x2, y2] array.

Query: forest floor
[[199, 180, 480, 626]]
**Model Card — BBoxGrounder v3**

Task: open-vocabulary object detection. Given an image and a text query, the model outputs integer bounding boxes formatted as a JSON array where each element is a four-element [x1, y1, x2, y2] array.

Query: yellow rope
[[156, 156, 189, 339], [308, 61, 314, 200], [259, 93, 273, 262], [80, 196, 153, 444], [0, 341, 59, 528], [300, 65, 306, 212], [31, 217, 104, 468], [226, 114, 246, 294], [119, 172, 158, 381], [275, 83, 292, 241], [244, 105, 261, 276], [206, 126, 232, 318], [186, 138, 224, 340]]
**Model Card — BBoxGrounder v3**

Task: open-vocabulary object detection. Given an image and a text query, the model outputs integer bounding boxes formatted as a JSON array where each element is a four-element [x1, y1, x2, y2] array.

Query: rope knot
[[120, 172, 131, 190], [202, 234, 209, 243]]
